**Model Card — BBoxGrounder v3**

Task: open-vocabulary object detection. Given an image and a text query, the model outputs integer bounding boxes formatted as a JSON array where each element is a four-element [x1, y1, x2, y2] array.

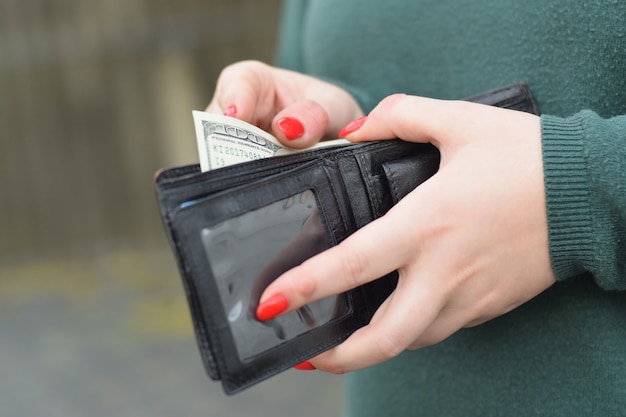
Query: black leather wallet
[[154, 82, 538, 394]]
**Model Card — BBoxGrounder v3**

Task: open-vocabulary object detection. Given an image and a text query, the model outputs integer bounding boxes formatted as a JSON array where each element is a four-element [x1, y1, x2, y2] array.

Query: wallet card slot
[[381, 148, 440, 204], [345, 141, 440, 218]]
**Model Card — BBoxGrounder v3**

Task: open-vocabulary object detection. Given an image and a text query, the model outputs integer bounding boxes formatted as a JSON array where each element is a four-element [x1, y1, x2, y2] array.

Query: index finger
[[205, 61, 275, 126], [256, 202, 418, 319]]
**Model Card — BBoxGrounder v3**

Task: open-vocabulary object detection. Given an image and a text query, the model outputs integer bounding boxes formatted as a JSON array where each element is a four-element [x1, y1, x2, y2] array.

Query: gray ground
[[0, 247, 344, 417]]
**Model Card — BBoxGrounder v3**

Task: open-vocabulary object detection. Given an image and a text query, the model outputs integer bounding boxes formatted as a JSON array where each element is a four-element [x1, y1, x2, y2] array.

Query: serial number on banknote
[[193, 111, 350, 172]]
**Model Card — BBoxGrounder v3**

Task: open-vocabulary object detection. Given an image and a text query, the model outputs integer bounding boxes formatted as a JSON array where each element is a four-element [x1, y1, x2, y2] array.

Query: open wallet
[[154, 82, 538, 394]]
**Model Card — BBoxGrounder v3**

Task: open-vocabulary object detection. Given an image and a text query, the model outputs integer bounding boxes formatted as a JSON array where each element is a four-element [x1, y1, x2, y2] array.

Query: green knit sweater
[[276, 1, 626, 416]]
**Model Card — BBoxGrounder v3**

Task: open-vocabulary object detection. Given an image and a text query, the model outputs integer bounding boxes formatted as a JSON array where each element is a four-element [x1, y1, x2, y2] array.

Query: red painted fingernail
[[256, 294, 289, 321], [276, 117, 305, 140], [293, 361, 316, 371], [223, 105, 237, 117], [338, 116, 368, 137]]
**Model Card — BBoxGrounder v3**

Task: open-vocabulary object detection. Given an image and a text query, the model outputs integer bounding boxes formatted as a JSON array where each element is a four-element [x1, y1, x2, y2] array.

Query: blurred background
[[0, 0, 345, 416]]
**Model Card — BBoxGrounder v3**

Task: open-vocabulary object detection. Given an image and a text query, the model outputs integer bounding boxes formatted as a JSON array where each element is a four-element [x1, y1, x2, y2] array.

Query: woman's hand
[[256, 94, 557, 373], [206, 60, 363, 148]]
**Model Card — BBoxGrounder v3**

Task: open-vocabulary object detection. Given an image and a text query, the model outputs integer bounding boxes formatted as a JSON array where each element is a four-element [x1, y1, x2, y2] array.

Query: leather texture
[[154, 82, 539, 394]]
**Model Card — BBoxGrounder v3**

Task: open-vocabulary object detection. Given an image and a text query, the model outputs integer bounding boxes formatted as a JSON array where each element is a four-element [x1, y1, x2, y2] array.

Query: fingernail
[[256, 294, 289, 321], [338, 116, 368, 137], [223, 105, 237, 117], [276, 117, 305, 140], [293, 361, 316, 371]]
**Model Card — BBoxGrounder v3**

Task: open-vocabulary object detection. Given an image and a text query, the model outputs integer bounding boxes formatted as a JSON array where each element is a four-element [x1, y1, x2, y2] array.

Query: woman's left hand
[[257, 94, 557, 373]]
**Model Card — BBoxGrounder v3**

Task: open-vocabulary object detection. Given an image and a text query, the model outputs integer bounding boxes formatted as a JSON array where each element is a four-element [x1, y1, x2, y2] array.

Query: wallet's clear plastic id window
[[200, 190, 350, 362]]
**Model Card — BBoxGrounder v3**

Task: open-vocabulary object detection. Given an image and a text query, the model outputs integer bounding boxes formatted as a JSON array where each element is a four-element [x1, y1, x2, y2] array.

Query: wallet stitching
[[319, 163, 348, 245], [225, 325, 358, 394], [384, 163, 404, 204], [172, 227, 221, 376], [178, 230, 231, 380], [354, 154, 380, 221], [163, 212, 220, 377]]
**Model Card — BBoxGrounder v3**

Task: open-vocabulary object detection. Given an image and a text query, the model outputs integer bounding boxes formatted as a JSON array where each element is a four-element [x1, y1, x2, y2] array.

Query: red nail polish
[[223, 105, 237, 117], [276, 117, 305, 140], [338, 116, 368, 137], [256, 294, 289, 321], [293, 361, 316, 371]]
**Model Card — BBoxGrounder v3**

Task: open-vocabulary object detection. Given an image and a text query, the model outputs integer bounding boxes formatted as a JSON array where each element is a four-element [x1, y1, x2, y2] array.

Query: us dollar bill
[[193, 111, 350, 172]]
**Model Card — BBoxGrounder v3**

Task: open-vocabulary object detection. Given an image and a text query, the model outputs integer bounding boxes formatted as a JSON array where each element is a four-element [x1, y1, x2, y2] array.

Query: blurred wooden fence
[[0, 0, 282, 263]]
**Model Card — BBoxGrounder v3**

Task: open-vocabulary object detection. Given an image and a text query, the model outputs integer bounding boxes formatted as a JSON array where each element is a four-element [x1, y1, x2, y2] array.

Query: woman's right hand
[[206, 60, 364, 148]]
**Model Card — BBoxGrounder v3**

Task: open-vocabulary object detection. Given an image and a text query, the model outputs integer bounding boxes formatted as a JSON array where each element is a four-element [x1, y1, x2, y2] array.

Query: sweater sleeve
[[541, 111, 626, 290]]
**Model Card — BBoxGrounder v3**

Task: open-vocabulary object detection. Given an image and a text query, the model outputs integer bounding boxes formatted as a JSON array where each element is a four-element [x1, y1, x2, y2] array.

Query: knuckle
[[231, 59, 266, 71], [410, 329, 449, 349], [339, 251, 371, 289], [462, 289, 513, 327], [294, 272, 317, 298], [320, 364, 348, 375], [217, 60, 268, 85], [311, 349, 349, 374], [375, 331, 407, 361], [301, 99, 330, 128], [378, 93, 408, 112]]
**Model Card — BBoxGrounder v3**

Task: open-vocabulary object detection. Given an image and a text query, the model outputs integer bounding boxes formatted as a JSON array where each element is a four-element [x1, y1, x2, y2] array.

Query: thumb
[[270, 82, 364, 148], [344, 94, 536, 153], [343, 94, 456, 147], [270, 99, 330, 149]]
